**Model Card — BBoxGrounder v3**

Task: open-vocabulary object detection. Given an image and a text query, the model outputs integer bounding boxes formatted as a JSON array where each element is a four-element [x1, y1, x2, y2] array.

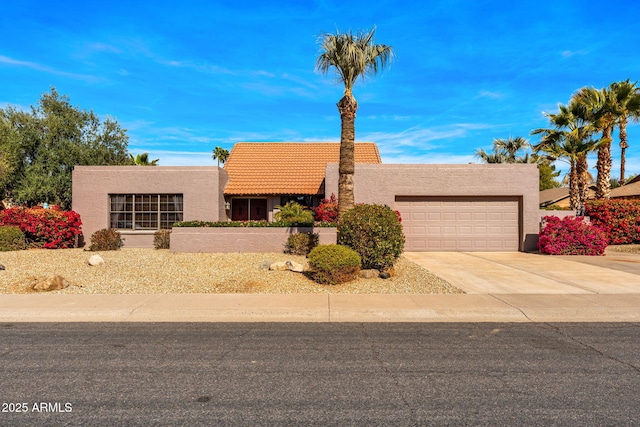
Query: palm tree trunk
[[595, 127, 612, 199], [620, 117, 629, 185], [569, 160, 579, 211], [337, 94, 358, 217], [576, 155, 589, 210]]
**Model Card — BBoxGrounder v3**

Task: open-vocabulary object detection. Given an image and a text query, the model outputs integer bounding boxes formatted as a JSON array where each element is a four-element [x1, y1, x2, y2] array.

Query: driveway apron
[[403, 252, 640, 294]]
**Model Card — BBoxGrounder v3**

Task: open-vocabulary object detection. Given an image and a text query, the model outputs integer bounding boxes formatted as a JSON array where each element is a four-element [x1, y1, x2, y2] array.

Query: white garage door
[[396, 196, 520, 251]]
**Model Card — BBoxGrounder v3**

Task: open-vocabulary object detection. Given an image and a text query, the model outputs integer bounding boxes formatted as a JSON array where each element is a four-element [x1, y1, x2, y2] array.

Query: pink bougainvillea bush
[[584, 199, 640, 245], [538, 215, 608, 256], [0, 206, 82, 249], [312, 193, 339, 223]]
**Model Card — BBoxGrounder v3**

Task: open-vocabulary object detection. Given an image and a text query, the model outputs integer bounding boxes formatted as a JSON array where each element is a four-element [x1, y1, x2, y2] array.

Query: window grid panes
[[109, 194, 183, 230]]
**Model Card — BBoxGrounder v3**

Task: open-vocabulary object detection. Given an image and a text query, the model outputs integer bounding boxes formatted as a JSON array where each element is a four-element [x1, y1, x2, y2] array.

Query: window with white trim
[[109, 194, 183, 230]]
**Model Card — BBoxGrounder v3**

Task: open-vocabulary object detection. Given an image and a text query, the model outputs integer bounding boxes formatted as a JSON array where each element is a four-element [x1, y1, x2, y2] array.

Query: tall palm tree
[[129, 153, 159, 166], [532, 102, 602, 210], [316, 27, 393, 216], [572, 86, 615, 198], [608, 80, 640, 185], [212, 146, 230, 167]]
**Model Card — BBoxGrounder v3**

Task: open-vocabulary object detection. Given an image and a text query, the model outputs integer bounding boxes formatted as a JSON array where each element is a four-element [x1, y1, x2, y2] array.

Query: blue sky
[[2, 0, 639, 179]]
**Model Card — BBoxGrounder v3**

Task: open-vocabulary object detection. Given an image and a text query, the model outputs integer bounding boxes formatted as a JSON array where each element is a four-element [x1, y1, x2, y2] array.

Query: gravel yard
[[0, 248, 462, 295]]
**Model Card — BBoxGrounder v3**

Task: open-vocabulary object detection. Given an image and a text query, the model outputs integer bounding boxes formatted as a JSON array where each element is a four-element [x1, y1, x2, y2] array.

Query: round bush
[[307, 244, 361, 285], [284, 232, 319, 256], [538, 216, 608, 255], [89, 228, 124, 251], [337, 204, 405, 270], [0, 226, 27, 251], [153, 230, 171, 249]]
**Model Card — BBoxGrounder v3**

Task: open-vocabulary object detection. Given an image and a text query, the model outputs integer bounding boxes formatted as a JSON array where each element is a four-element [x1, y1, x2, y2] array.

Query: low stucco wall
[[170, 227, 338, 253]]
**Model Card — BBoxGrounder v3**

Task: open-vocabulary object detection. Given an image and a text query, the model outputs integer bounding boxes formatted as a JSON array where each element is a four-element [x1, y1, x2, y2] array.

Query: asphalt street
[[1, 322, 639, 426]]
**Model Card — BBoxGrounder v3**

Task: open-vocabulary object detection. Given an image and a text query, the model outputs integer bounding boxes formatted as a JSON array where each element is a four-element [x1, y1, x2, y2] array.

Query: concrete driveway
[[403, 251, 640, 294]]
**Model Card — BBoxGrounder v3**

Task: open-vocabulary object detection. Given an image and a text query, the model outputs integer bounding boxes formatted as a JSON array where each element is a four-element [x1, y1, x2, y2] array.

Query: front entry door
[[231, 198, 268, 221], [231, 199, 249, 221], [250, 199, 267, 221]]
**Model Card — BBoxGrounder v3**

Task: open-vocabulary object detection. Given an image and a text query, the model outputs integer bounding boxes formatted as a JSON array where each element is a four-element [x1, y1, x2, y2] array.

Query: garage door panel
[[396, 196, 520, 252]]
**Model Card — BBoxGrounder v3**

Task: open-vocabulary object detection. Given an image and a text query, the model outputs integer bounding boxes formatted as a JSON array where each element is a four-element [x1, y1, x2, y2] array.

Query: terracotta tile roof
[[223, 142, 381, 195]]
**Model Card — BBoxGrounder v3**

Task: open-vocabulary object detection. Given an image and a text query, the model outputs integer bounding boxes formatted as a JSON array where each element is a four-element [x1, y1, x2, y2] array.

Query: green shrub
[[274, 201, 314, 225], [284, 232, 319, 255], [337, 204, 405, 271], [307, 244, 361, 285], [0, 226, 27, 251], [153, 230, 171, 249], [89, 228, 124, 251]]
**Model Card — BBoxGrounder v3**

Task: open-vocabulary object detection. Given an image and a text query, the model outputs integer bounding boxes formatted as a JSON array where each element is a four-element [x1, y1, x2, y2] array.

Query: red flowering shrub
[[313, 193, 339, 223], [538, 216, 608, 256], [584, 199, 640, 244], [0, 206, 82, 249]]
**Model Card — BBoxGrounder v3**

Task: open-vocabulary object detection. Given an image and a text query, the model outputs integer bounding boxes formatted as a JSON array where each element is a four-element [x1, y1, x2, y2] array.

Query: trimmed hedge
[[585, 199, 640, 244], [174, 220, 336, 228], [308, 244, 361, 285], [338, 204, 405, 271], [538, 216, 608, 255]]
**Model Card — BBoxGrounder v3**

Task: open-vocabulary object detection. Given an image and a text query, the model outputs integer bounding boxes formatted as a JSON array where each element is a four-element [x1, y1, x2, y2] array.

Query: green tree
[[532, 101, 603, 210], [0, 88, 130, 208], [316, 27, 393, 216], [129, 153, 159, 166], [212, 146, 230, 167], [535, 154, 562, 191]]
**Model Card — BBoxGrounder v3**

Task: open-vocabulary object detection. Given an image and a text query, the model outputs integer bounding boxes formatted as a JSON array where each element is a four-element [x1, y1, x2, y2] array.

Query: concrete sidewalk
[[1, 292, 640, 323], [2, 251, 639, 323]]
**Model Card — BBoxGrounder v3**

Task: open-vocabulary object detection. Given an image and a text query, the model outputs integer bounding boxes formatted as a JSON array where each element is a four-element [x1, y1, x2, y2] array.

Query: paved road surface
[[2, 322, 639, 425]]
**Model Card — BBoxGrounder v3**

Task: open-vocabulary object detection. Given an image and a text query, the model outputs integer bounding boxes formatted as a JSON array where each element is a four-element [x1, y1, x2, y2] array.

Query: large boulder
[[30, 275, 69, 292], [269, 261, 288, 271], [285, 260, 305, 273]]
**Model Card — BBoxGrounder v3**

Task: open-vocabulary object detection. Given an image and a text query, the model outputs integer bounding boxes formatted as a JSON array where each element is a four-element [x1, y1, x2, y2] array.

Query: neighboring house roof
[[611, 180, 640, 198], [539, 188, 570, 207], [223, 142, 382, 195], [539, 186, 598, 208]]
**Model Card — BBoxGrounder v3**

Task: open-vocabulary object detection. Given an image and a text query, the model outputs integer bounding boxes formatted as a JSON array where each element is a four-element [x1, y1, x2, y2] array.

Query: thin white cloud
[[478, 90, 504, 99], [0, 54, 101, 82]]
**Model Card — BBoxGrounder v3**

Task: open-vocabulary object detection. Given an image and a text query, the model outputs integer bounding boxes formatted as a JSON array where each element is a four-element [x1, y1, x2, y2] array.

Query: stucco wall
[[325, 163, 540, 251], [170, 227, 337, 253], [72, 166, 227, 248]]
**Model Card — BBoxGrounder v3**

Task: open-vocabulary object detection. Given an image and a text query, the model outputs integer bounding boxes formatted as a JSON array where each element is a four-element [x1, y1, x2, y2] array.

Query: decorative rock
[[269, 261, 288, 271], [0, 263, 5, 270], [360, 269, 379, 279], [30, 275, 69, 292], [285, 260, 305, 273], [379, 272, 391, 279], [259, 260, 273, 270], [88, 254, 105, 266]]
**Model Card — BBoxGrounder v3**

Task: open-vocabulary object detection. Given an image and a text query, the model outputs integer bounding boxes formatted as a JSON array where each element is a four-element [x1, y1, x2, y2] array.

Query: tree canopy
[[0, 88, 131, 209]]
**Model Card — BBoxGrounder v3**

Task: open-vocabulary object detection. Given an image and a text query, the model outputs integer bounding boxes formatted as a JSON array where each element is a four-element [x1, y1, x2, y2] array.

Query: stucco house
[[72, 142, 540, 251]]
